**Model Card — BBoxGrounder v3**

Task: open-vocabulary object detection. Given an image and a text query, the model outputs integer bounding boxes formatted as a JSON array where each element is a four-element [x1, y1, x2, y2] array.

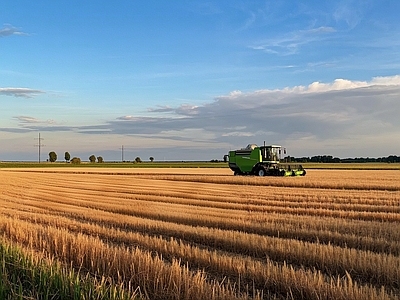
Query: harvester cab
[[261, 145, 282, 163], [227, 143, 306, 176]]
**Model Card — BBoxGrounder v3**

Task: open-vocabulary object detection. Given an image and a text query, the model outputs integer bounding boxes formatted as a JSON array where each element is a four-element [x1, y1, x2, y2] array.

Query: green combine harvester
[[227, 143, 306, 176]]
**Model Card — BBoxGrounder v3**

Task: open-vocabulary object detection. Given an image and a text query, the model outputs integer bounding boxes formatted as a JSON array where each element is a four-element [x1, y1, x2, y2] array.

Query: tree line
[[48, 151, 104, 164], [47, 151, 154, 164], [284, 155, 400, 163]]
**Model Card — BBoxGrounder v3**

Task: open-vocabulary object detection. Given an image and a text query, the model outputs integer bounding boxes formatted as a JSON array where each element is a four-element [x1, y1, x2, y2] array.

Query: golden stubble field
[[1, 168, 400, 300]]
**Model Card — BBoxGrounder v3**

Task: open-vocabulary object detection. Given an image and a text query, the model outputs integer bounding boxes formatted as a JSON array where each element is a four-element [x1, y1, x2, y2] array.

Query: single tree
[[97, 156, 104, 163], [48, 151, 57, 163], [134, 157, 142, 163], [89, 155, 96, 163], [149, 157, 154, 162], [71, 157, 81, 164], [64, 151, 71, 163]]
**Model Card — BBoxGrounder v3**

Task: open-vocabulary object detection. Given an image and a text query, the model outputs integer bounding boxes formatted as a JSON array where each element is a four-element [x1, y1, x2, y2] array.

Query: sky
[[1, 1, 400, 162]]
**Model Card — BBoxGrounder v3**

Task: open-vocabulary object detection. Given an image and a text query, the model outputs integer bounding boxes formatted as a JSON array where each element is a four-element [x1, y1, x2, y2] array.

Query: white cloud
[[14, 116, 40, 123], [147, 106, 174, 113], [0, 25, 28, 37], [117, 115, 135, 121], [2, 75, 400, 159], [0, 88, 44, 98], [303, 79, 368, 93], [92, 75, 400, 157], [297, 76, 400, 93], [371, 75, 400, 85], [148, 104, 199, 115], [14, 116, 56, 125]]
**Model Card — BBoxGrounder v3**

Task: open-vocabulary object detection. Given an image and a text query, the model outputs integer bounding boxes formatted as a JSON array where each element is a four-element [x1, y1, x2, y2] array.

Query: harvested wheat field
[[1, 168, 400, 299]]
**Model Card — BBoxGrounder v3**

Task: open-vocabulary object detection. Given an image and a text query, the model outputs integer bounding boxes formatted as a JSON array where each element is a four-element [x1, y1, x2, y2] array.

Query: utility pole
[[119, 145, 135, 162], [35, 133, 44, 163], [119, 145, 124, 162]]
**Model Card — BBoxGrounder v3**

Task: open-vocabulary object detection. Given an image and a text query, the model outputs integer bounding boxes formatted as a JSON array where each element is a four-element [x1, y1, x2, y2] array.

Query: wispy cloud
[[250, 26, 336, 55], [147, 106, 174, 113], [0, 88, 45, 98], [14, 116, 56, 125], [333, 1, 364, 29], [148, 104, 199, 115], [14, 116, 40, 124], [0, 24, 28, 37]]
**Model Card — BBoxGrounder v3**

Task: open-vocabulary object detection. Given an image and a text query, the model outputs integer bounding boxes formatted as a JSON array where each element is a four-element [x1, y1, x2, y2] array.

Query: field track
[[1, 168, 400, 300]]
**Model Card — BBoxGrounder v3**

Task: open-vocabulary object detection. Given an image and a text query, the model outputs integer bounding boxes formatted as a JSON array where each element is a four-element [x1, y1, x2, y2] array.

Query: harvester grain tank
[[227, 143, 306, 176]]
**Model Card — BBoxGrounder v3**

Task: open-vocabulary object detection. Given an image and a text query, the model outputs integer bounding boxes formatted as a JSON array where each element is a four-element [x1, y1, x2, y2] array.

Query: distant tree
[[48, 151, 57, 163], [89, 155, 96, 163], [71, 157, 81, 164], [135, 157, 142, 163], [64, 151, 70, 163], [97, 156, 104, 163], [284, 156, 292, 163], [149, 157, 154, 162]]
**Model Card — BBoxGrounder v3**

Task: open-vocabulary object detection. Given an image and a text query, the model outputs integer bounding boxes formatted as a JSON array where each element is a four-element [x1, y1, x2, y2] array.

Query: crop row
[[0, 240, 140, 300], [1, 169, 399, 299], [135, 171, 400, 191], [2, 195, 400, 289], [4, 175, 400, 247], [0, 215, 396, 300]]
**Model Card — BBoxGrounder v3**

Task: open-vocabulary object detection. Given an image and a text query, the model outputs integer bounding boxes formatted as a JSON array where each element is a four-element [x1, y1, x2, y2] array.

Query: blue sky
[[1, 1, 400, 161]]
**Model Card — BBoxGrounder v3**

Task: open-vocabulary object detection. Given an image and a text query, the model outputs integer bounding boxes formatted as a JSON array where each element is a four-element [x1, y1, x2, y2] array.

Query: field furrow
[[1, 168, 399, 300]]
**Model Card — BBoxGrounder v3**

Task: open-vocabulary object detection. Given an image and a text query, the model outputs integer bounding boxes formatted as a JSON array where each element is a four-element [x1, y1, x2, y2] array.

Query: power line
[[119, 145, 136, 162], [34, 133, 45, 163], [120, 145, 124, 162]]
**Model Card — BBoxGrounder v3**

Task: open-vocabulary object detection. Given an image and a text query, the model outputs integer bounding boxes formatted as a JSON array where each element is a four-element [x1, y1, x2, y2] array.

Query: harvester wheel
[[257, 167, 266, 177]]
